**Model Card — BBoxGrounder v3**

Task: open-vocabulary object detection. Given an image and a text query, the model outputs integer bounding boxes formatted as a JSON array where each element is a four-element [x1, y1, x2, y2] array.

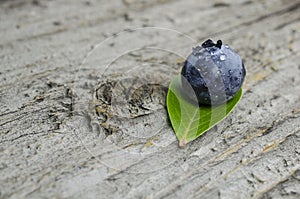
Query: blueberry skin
[[181, 39, 246, 105]]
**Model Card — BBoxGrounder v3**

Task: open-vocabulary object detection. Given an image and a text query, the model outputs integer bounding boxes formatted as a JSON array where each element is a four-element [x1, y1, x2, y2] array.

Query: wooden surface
[[1, 0, 300, 198]]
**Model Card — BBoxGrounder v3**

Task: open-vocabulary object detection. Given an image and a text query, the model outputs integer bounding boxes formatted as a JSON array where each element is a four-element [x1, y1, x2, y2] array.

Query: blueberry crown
[[201, 39, 222, 49]]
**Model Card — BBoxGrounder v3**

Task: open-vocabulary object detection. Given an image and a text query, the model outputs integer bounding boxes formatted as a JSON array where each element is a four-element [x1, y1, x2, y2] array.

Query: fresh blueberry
[[181, 39, 246, 105]]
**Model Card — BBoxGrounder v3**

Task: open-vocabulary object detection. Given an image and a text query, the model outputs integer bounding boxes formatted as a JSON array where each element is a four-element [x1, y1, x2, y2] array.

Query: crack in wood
[[197, 2, 300, 42]]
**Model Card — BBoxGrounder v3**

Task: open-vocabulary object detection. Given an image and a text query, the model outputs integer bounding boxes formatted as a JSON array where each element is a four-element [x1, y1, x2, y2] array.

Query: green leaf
[[167, 75, 243, 148]]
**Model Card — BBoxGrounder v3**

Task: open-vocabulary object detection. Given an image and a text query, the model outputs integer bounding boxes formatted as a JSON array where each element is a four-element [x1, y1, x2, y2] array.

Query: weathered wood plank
[[0, 0, 300, 198]]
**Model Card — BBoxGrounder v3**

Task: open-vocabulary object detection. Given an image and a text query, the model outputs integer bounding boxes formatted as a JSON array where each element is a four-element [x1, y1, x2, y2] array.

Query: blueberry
[[181, 39, 246, 105]]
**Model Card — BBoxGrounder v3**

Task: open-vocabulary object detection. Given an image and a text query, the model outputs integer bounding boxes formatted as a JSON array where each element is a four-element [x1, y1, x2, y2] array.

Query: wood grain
[[0, 0, 299, 198]]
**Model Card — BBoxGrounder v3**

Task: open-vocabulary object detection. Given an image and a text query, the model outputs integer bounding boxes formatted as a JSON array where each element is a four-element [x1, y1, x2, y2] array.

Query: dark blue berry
[[181, 39, 246, 105]]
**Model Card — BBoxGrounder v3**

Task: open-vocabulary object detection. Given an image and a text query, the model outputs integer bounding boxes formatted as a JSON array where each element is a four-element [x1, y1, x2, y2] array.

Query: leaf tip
[[179, 138, 187, 148]]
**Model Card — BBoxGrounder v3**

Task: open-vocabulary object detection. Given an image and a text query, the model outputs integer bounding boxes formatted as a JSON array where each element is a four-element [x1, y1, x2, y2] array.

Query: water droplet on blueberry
[[220, 54, 226, 61]]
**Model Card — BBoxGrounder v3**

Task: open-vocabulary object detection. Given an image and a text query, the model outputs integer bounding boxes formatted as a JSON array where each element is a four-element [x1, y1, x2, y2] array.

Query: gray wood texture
[[1, 0, 300, 198]]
